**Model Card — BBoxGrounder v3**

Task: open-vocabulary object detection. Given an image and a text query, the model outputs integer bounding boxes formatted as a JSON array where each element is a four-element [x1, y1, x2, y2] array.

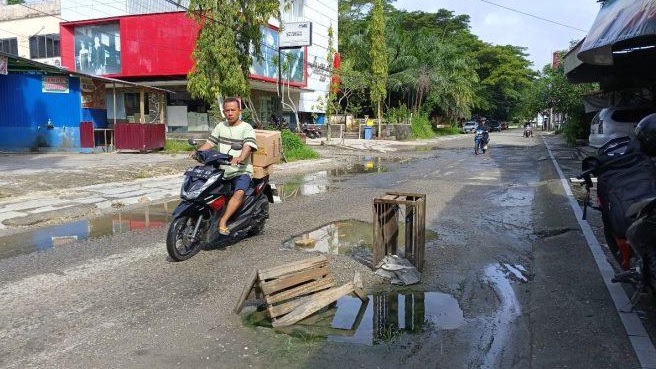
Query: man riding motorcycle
[[194, 97, 258, 236]]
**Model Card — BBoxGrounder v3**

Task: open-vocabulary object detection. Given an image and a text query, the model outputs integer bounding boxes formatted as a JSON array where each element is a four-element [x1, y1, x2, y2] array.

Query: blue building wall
[[82, 108, 109, 128], [0, 73, 107, 152]]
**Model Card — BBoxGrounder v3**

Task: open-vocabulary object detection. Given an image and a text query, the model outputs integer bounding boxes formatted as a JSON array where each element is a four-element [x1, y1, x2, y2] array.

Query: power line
[[471, 0, 588, 33]]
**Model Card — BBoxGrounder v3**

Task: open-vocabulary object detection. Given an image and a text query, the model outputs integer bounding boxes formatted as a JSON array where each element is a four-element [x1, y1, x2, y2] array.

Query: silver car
[[462, 121, 478, 133], [589, 107, 656, 148]]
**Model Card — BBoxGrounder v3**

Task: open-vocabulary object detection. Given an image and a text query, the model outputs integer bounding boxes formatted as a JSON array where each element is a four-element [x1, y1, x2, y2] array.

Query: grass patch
[[434, 126, 461, 136], [163, 138, 195, 152], [281, 129, 320, 162]]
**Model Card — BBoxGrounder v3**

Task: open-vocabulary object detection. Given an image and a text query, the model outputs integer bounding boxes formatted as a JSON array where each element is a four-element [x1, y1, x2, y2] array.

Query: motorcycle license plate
[[185, 166, 214, 179]]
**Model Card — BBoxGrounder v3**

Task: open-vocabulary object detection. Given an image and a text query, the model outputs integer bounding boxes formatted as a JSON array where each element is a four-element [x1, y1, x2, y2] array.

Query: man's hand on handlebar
[[230, 157, 243, 166]]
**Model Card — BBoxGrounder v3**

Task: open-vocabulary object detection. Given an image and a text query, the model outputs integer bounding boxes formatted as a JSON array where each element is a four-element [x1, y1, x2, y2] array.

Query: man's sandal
[[218, 226, 230, 236]]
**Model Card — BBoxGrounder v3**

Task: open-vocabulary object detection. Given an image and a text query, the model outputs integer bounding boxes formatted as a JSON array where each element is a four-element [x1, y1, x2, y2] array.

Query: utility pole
[[277, 46, 284, 129]]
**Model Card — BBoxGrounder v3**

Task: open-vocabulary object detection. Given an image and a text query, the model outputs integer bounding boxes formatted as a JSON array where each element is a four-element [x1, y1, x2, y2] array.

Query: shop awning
[[578, 0, 656, 66]]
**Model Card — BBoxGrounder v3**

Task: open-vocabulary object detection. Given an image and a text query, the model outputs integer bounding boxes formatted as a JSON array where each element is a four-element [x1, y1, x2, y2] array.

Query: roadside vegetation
[[281, 130, 320, 162], [163, 139, 195, 152], [182, 0, 595, 148]]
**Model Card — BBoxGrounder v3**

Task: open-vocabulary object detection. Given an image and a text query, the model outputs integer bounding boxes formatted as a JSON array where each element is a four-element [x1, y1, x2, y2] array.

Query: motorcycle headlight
[[181, 173, 221, 199]]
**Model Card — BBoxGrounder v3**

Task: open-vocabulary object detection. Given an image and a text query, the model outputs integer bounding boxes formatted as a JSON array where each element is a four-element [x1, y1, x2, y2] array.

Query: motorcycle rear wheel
[[166, 215, 207, 261], [247, 200, 269, 236]]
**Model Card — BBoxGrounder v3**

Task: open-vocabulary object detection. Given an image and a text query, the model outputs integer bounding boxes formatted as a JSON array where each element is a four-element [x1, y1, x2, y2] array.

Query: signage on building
[[42, 75, 69, 93], [80, 77, 106, 109], [279, 22, 312, 49]]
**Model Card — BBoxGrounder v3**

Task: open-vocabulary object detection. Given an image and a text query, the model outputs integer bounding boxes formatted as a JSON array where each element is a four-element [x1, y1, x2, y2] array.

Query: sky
[[393, 0, 602, 70]]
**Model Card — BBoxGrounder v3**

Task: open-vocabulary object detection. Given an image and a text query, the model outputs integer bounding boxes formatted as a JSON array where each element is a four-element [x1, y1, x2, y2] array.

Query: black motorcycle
[[302, 123, 322, 139], [166, 142, 274, 261], [578, 136, 656, 302]]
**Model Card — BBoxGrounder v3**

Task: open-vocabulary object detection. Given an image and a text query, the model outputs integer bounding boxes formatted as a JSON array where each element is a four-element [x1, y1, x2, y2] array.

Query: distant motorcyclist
[[474, 126, 490, 153], [524, 122, 533, 137]]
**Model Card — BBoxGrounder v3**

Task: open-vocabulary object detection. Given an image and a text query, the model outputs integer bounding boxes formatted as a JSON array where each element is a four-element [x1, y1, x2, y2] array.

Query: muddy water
[[282, 219, 438, 267], [246, 290, 465, 346], [275, 156, 406, 200], [0, 200, 178, 260]]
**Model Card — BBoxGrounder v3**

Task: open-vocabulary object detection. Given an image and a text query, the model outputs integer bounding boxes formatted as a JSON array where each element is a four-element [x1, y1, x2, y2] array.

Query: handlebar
[[192, 149, 233, 166]]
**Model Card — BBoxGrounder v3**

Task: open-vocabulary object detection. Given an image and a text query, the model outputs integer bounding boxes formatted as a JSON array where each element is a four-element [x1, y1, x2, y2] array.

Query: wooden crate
[[373, 192, 426, 271], [234, 255, 368, 327]]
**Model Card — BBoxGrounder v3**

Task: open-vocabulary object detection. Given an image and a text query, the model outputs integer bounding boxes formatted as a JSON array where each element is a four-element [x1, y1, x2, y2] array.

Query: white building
[[0, 0, 62, 67]]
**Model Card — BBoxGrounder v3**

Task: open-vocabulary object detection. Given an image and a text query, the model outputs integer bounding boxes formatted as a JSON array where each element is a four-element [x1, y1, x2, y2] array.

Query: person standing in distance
[[195, 97, 258, 235]]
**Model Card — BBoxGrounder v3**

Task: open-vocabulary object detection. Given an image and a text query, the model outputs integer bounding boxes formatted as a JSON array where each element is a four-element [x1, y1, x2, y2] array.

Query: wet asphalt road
[[0, 129, 652, 368]]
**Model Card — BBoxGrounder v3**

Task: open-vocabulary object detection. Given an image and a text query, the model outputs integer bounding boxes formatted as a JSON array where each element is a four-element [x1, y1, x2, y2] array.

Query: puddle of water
[[480, 263, 523, 368], [282, 219, 438, 267], [245, 291, 464, 346], [276, 171, 332, 200], [0, 200, 178, 260], [276, 157, 405, 200]]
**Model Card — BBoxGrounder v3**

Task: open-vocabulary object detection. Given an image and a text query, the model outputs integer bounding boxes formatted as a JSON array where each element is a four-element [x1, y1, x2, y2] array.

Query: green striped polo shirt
[[207, 120, 258, 179]]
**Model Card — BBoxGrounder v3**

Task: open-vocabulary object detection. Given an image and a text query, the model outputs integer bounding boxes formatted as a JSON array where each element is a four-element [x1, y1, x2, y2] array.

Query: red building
[[60, 12, 308, 134]]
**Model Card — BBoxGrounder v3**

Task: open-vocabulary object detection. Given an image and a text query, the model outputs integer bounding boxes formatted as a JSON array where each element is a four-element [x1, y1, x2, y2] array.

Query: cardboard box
[[252, 130, 282, 167], [252, 164, 273, 179]]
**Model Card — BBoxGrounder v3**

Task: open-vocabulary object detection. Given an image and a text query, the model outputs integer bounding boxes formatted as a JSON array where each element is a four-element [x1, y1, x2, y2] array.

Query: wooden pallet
[[234, 255, 368, 327]]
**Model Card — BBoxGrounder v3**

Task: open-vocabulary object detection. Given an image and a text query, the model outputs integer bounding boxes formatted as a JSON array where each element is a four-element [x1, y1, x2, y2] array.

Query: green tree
[[7, 0, 25, 4], [369, 0, 388, 136], [517, 54, 597, 144], [474, 44, 536, 120], [186, 0, 279, 104]]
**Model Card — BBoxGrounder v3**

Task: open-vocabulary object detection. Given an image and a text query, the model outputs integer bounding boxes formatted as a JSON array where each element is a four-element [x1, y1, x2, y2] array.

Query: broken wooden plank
[[264, 275, 335, 305], [268, 293, 315, 319], [260, 266, 332, 295], [271, 282, 356, 327], [351, 272, 369, 302], [233, 269, 258, 314], [258, 255, 328, 281]]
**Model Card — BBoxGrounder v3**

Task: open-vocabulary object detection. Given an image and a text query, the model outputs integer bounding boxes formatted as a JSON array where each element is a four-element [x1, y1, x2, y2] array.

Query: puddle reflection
[[0, 200, 177, 260], [282, 219, 437, 267], [248, 291, 464, 346], [276, 157, 401, 200]]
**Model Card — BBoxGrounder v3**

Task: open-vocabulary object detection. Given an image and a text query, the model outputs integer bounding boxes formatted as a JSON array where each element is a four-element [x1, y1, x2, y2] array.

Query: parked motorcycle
[[166, 141, 274, 261], [302, 123, 322, 139], [474, 128, 489, 155], [578, 123, 656, 302]]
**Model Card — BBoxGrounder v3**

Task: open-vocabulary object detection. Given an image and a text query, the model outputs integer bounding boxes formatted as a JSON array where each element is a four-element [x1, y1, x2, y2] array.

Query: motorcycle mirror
[[231, 143, 243, 151]]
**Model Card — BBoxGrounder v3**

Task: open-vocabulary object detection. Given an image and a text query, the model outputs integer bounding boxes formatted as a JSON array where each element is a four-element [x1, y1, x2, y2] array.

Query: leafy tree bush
[[281, 129, 320, 162], [410, 115, 435, 139], [385, 104, 411, 124]]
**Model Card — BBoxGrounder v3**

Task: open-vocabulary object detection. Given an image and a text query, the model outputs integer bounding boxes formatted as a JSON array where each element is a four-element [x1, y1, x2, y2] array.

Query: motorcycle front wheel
[[474, 142, 479, 155], [166, 215, 207, 261]]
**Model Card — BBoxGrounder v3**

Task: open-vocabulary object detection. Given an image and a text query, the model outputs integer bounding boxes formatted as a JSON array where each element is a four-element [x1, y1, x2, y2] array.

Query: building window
[[0, 38, 18, 56], [291, 0, 304, 17], [29, 34, 60, 59], [283, 0, 304, 20]]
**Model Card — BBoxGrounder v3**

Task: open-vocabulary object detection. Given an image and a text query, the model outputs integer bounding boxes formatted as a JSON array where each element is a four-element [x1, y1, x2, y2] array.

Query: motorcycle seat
[[626, 196, 656, 219]]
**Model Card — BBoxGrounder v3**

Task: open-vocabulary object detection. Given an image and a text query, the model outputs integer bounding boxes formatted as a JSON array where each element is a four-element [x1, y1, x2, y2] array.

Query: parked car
[[588, 107, 656, 148], [462, 121, 478, 133], [488, 120, 501, 132]]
